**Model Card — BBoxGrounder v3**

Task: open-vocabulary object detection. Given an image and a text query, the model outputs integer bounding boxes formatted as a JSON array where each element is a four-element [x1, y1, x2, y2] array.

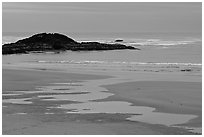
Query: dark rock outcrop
[[115, 39, 123, 42], [181, 69, 192, 72], [2, 33, 139, 54]]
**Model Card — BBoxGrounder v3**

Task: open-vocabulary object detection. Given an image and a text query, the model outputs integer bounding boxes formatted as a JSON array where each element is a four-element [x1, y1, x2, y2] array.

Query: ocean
[[2, 32, 202, 74]]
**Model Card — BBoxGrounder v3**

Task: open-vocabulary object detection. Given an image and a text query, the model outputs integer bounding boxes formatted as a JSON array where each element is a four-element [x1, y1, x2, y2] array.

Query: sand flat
[[2, 68, 201, 134], [102, 81, 201, 128], [2, 68, 111, 91], [1, 69, 165, 135]]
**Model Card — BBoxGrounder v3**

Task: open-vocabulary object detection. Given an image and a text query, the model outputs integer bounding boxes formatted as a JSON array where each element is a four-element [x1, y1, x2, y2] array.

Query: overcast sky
[[2, 2, 202, 33]]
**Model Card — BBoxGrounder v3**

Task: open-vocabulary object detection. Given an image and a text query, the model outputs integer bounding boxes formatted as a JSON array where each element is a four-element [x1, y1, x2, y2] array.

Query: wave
[[122, 39, 200, 46], [2, 36, 27, 44], [78, 38, 201, 47], [37, 60, 202, 66]]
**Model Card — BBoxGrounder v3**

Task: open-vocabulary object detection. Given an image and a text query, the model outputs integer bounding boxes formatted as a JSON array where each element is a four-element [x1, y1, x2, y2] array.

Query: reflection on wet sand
[[2, 78, 200, 134]]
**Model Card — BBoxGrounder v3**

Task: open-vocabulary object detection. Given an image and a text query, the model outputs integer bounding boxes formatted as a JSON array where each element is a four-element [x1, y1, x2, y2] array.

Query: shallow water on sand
[[41, 79, 199, 133], [2, 71, 201, 134], [127, 112, 197, 126], [3, 77, 200, 133], [59, 101, 197, 127], [3, 98, 33, 104]]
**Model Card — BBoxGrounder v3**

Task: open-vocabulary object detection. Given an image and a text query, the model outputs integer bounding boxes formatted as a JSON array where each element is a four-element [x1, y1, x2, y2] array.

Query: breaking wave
[[124, 39, 201, 46], [79, 38, 201, 47], [37, 60, 201, 66]]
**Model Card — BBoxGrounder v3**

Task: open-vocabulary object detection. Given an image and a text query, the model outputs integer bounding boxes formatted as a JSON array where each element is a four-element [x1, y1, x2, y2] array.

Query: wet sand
[[2, 68, 111, 91], [101, 81, 201, 128], [3, 112, 191, 135], [2, 68, 197, 135]]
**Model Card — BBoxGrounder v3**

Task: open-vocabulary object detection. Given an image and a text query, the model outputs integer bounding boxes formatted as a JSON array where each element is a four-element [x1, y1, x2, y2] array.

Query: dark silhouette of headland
[[2, 33, 139, 54]]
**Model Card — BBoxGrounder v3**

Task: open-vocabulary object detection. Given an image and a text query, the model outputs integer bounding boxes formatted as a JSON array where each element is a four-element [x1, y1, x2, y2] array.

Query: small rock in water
[[181, 69, 192, 72], [115, 39, 123, 42]]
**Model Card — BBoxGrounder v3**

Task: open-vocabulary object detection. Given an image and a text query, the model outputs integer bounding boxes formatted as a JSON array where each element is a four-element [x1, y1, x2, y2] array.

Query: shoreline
[[101, 81, 201, 127], [102, 81, 201, 114], [2, 68, 201, 134], [2, 68, 112, 91]]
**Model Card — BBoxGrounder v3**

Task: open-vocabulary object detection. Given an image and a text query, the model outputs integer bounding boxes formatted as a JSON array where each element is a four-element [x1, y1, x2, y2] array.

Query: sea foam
[[37, 60, 201, 66]]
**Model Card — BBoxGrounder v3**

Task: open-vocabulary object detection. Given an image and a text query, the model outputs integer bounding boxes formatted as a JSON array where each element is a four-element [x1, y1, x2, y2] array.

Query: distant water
[[2, 31, 202, 67], [2, 31, 202, 44]]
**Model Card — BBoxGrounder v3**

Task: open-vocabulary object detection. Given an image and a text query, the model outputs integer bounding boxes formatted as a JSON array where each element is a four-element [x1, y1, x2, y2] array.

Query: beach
[[3, 68, 200, 135], [2, 32, 202, 135], [2, 50, 202, 134], [2, 2, 202, 135]]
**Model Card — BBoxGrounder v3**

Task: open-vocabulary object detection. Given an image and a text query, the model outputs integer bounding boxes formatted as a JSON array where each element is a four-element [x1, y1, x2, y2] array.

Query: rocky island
[[115, 39, 123, 42], [2, 33, 139, 54]]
